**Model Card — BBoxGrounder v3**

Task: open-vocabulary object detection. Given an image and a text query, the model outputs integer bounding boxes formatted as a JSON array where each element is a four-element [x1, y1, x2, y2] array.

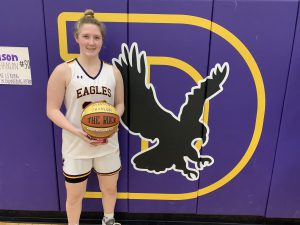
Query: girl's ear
[[74, 34, 79, 43]]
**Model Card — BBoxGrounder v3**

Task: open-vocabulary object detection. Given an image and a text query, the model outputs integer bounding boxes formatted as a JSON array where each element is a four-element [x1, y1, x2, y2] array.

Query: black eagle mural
[[113, 43, 229, 181]]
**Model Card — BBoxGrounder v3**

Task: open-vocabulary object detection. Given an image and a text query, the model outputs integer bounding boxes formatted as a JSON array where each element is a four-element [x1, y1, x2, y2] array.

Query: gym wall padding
[[266, 6, 300, 218], [127, 0, 213, 214], [197, 0, 298, 216], [0, 0, 59, 210], [0, 0, 300, 219]]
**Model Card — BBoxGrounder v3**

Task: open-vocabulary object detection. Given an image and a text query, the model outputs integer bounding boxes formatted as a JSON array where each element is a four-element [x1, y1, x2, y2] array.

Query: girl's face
[[75, 23, 103, 58]]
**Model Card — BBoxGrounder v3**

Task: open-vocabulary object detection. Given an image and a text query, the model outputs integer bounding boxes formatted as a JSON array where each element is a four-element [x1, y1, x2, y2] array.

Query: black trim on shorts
[[93, 167, 122, 176], [63, 170, 91, 183]]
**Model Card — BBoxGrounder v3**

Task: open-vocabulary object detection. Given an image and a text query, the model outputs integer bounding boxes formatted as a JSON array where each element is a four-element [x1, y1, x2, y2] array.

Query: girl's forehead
[[78, 23, 101, 34]]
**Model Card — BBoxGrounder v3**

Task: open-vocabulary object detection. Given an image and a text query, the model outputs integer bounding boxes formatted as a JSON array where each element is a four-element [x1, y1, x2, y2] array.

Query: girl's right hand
[[75, 129, 107, 146]]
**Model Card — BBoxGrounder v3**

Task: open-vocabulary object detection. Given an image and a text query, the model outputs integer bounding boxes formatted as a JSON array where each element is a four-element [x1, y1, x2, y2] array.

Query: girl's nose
[[88, 38, 95, 45]]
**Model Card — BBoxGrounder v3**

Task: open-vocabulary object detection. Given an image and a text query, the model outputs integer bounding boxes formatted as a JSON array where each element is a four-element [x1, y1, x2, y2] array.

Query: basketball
[[81, 101, 120, 139]]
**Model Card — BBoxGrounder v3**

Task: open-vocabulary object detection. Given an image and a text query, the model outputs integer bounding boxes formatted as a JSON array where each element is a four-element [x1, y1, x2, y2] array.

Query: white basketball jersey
[[62, 59, 119, 159]]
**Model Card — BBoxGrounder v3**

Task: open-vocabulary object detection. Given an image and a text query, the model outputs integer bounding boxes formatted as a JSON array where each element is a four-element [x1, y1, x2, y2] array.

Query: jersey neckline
[[75, 58, 103, 80]]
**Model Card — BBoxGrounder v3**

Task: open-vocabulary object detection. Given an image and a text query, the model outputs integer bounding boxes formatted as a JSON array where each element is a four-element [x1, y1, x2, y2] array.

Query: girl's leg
[[97, 172, 119, 215], [65, 180, 88, 225]]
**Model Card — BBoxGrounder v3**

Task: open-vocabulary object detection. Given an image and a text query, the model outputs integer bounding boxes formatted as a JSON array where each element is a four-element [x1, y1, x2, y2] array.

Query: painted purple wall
[[0, 0, 299, 219], [0, 0, 59, 210], [266, 4, 300, 218], [197, 0, 298, 216], [128, 0, 213, 214]]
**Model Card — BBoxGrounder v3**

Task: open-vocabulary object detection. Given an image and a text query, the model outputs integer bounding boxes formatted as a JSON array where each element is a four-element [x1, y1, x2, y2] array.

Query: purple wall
[[266, 4, 300, 218], [0, 0, 300, 219], [0, 0, 59, 210], [197, 0, 298, 216], [127, 0, 213, 214]]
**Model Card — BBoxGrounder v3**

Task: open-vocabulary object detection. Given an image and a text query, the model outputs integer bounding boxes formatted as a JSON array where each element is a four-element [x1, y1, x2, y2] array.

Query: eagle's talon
[[196, 156, 214, 170], [187, 171, 198, 180]]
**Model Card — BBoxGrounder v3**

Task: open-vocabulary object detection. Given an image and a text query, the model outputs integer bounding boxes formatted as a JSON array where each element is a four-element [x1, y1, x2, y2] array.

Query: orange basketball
[[81, 101, 119, 139]]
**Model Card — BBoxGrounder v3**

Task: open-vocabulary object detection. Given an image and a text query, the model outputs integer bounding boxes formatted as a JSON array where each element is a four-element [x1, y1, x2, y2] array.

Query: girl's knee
[[67, 191, 85, 205], [101, 185, 117, 196]]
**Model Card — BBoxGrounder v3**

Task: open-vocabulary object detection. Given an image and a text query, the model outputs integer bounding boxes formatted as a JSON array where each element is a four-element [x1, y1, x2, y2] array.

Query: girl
[[47, 9, 124, 225]]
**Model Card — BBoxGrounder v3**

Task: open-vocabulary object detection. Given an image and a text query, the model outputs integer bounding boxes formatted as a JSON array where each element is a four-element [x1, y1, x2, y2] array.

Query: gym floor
[[0, 222, 265, 225], [1, 211, 299, 225], [0, 221, 297, 225]]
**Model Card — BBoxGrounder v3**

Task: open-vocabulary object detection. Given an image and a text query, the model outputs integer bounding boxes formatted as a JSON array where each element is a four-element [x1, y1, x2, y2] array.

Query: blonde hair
[[74, 9, 106, 39]]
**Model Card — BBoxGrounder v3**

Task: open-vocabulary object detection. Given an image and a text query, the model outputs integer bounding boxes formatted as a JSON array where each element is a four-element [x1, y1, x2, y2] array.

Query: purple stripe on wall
[[127, 0, 213, 213], [0, 0, 299, 218], [197, 0, 298, 216], [266, 2, 300, 218], [0, 0, 59, 210]]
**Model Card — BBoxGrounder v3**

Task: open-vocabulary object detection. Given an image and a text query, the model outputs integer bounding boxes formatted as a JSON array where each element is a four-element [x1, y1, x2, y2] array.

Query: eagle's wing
[[179, 63, 229, 140], [113, 43, 175, 140]]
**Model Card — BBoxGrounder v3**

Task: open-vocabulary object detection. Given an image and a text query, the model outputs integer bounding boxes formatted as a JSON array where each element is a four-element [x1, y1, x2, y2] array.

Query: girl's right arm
[[46, 63, 92, 143]]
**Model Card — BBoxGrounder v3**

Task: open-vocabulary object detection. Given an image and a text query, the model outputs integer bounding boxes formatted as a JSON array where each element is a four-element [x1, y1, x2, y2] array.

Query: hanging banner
[[0, 46, 32, 85]]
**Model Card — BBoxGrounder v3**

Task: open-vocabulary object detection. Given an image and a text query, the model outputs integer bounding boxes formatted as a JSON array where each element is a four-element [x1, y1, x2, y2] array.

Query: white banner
[[0, 47, 32, 85]]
